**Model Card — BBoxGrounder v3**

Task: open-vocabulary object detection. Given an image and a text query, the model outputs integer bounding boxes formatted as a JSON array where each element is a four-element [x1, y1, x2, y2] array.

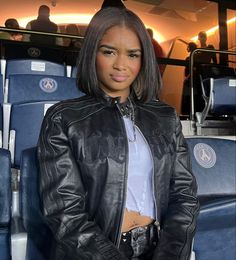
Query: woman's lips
[[111, 75, 128, 82]]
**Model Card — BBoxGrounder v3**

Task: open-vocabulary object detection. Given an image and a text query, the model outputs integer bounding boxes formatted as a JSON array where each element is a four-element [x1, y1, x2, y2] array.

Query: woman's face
[[96, 25, 142, 102]]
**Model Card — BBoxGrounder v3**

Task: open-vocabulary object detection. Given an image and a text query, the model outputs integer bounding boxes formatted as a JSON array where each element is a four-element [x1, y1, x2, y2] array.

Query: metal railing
[[0, 26, 84, 40], [189, 48, 236, 120]]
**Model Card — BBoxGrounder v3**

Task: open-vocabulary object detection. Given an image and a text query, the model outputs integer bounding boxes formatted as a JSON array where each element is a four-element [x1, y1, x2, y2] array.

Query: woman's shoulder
[[43, 95, 100, 121], [141, 99, 177, 115]]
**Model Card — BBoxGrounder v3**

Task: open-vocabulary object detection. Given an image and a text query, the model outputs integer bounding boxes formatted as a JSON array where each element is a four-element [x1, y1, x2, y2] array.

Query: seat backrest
[[0, 148, 11, 260], [186, 137, 236, 198], [198, 64, 236, 80], [6, 59, 66, 78], [9, 101, 57, 167], [187, 137, 236, 260], [3, 41, 65, 64], [7, 74, 84, 103], [20, 147, 53, 260], [211, 77, 236, 115]]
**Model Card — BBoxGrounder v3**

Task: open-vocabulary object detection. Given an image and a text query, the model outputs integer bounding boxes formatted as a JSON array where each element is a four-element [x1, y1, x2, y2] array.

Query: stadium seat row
[[0, 59, 84, 167]]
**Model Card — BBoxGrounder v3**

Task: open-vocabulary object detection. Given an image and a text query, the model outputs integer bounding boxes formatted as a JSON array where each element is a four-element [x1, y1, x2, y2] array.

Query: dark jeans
[[119, 223, 158, 260]]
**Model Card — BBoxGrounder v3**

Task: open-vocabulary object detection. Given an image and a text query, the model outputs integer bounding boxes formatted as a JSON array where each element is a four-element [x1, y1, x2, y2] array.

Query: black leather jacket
[[38, 94, 199, 260]]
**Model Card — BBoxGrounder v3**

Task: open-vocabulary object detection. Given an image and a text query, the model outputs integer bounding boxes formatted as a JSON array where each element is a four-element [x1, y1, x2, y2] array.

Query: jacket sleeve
[[37, 109, 126, 260], [154, 115, 200, 260]]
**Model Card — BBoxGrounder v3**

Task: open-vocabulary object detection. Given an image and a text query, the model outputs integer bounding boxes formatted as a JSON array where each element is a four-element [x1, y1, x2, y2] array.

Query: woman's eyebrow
[[99, 44, 117, 50], [99, 44, 141, 53], [128, 49, 142, 53]]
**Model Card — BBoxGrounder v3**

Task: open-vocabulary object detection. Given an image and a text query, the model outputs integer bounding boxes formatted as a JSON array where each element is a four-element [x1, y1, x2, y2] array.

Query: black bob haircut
[[77, 7, 161, 103]]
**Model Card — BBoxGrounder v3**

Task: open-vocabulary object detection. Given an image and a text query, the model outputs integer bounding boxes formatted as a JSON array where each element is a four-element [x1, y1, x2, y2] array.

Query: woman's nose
[[113, 55, 126, 70]]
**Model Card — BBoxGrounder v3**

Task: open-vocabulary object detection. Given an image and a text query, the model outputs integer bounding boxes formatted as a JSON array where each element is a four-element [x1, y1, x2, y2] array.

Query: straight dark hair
[[77, 7, 161, 103]]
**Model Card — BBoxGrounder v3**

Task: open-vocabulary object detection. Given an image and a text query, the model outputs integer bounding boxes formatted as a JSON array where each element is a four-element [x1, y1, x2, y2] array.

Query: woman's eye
[[129, 53, 141, 58], [102, 50, 115, 55]]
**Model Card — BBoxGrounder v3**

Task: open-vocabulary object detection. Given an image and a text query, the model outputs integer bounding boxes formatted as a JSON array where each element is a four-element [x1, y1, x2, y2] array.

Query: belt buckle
[[131, 225, 147, 241]]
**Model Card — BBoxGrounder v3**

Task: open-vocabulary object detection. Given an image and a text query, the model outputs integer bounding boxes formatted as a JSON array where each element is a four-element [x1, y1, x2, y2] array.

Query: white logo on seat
[[39, 78, 58, 93], [193, 143, 216, 168]]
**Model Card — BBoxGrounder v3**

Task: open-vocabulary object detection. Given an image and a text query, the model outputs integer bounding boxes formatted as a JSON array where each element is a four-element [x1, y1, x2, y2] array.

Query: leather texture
[[38, 94, 199, 260]]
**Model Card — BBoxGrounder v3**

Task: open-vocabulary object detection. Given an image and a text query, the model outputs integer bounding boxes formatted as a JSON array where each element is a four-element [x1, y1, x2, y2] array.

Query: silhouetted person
[[64, 24, 82, 49], [147, 28, 165, 76], [181, 41, 204, 115], [24, 5, 62, 46], [184, 42, 197, 77], [0, 18, 22, 41], [197, 31, 217, 64], [101, 0, 126, 8], [64, 24, 82, 65]]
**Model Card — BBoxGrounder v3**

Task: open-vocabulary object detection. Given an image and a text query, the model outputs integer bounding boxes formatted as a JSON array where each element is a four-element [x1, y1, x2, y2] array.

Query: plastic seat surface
[[0, 148, 11, 260], [6, 59, 66, 78], [186, 137, 236, 260], [20, 147, 53, 260]]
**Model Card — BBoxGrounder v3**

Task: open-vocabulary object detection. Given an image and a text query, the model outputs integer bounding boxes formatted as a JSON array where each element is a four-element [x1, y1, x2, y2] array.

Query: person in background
[[38, 7, 199, 260], [197, 31, 217, 64], [24, 5, 63, 46], [0, 18, 23, 41], [64, 24, 82, 49], [184, 41, 198, 78], [181, 42, 198, 115], [147, 28, 165, 76]]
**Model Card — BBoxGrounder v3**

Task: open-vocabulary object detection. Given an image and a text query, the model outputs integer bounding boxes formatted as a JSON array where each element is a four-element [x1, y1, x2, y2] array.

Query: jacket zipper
[[114, 102, 129, 247]]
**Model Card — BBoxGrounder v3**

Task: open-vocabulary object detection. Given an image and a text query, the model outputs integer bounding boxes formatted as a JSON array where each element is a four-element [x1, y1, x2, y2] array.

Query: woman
[[38, 7, 199, 260]]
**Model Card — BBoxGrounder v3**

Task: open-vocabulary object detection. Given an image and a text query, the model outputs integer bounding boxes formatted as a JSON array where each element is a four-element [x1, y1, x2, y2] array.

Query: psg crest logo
[[39, 78, 58, 93], [27, 47, 41, 58], [193, 143, 216, 168]]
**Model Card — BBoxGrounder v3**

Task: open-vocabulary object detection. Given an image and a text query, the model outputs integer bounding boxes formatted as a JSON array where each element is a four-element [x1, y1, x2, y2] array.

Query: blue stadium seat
[[6, 74, 82, 103], [9, 101, 57, 167], [198, 64, 236, 81], [20, 147, 53, 260], [3, 74, 84, 152], [196, 77, 236, 124], [0, 148, 11, 260], [186, 137, 236, 260], [5, 59, 66, 78], [3, 41, 65, 64]]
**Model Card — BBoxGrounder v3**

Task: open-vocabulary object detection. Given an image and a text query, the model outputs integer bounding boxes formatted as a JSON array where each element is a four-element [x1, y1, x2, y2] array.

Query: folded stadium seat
[[0, 148, 12, 260], [5, 59, 66, 78], [3, 41, 65, 64], [196, 76, 236, 125], [20, 147, 53, 260], [3, 74, 84, 152], [198, 64, 236, 81], [186, 137, 236, 260]]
